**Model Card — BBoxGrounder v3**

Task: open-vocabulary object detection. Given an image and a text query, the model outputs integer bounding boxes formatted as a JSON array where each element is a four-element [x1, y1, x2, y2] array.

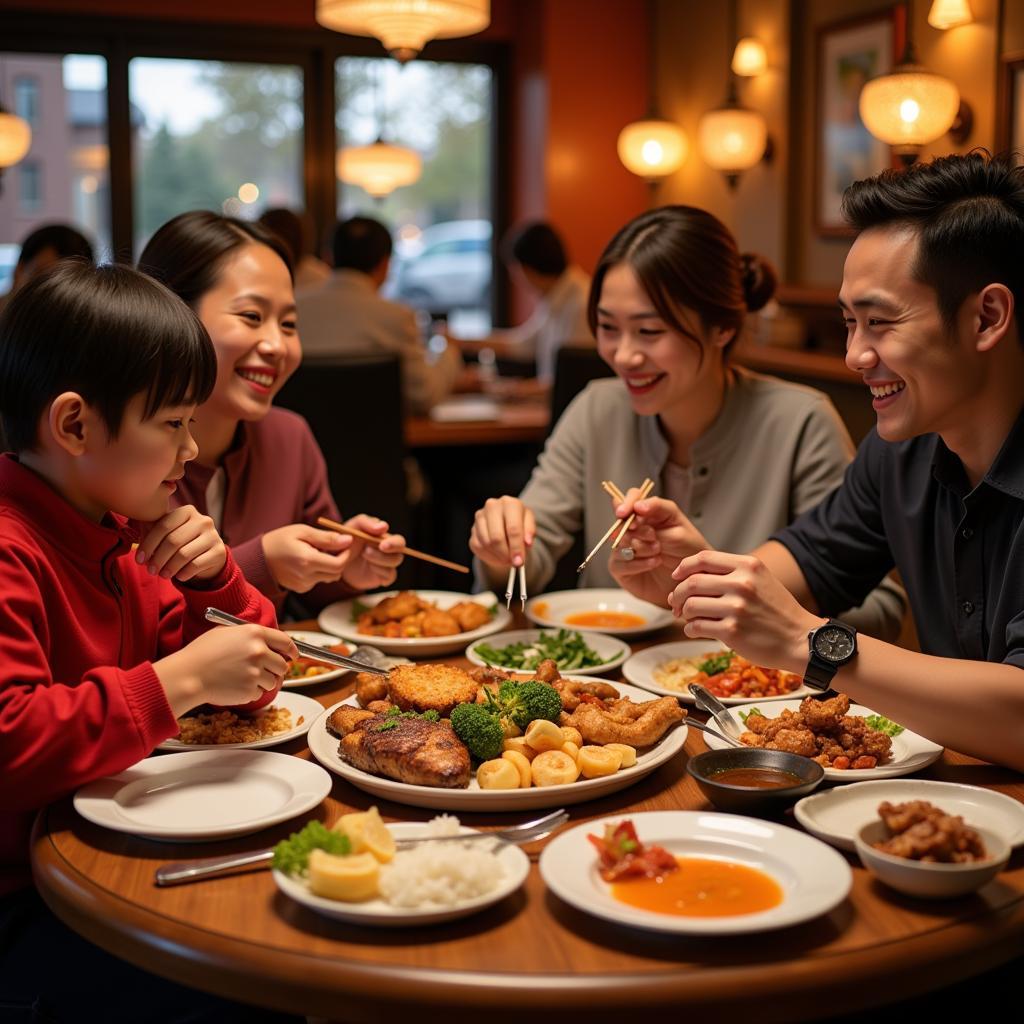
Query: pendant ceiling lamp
[[337, 140, 422, 198], [859, 0, 968, 164], [0, 105, 32, 179], [731, 37, 767, 77], [316, 0, 490, 63], [336, 63, 421, 198], [616, 0, 687, 185], [697, 0, 768, 188]]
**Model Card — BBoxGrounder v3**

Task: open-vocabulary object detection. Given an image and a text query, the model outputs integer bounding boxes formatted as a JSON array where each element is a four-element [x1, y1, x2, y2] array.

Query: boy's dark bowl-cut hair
[[0, 262, 217, 452], [842, 151, 1024, 333]]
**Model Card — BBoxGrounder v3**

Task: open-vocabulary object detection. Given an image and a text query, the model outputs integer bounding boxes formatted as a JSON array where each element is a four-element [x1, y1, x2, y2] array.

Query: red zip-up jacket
[[0, 455, 279, 896]]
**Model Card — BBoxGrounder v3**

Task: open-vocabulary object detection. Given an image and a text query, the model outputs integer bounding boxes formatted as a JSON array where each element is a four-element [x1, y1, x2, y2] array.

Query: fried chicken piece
[[534, 659, 562, 685], [874, 800, 987, 862], [550, 675, 620, 711], [766, 728, 819, 758], [798, 692, 850, 731], [366, 700, 394, 714], [387, 662, 480, 716], [338, 713, 471, 788], [566, 695, 684, 747], [370, 591, 424, 623], [448, 601, 492, 632], [327, 705, 377, 737], [355, 672, 389, 707], [419, 609, 461, 637], [397, 611, 427, 636]]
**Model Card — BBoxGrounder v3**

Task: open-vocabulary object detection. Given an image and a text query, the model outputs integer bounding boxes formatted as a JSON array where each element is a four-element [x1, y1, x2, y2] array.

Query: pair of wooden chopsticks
[[316, 516, 469, 575], [577, 478, 654, 574]]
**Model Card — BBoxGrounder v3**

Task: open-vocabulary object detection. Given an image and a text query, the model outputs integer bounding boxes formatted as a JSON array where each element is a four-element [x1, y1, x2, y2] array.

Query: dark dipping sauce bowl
[[687, 748, 825, 814]]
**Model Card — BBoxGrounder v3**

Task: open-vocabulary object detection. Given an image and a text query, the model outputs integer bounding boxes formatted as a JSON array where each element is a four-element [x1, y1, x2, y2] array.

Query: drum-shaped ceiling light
[[316, 0, 490, 63], [337, 139, 422, 198], [617, 119, 688, 181]]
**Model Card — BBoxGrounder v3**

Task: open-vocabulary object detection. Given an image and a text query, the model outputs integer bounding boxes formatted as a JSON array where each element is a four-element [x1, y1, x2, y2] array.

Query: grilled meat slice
[[338, 712, 471, 788]]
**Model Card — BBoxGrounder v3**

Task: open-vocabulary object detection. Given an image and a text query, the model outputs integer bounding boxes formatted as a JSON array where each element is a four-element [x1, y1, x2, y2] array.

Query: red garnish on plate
[[587, 819, 678, 882]]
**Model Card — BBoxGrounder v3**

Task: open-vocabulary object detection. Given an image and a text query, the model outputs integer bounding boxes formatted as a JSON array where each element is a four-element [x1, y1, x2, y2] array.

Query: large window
[[336, 56, 493, 330], [129, 58, 304, 251], [0, 53, 109, 292]]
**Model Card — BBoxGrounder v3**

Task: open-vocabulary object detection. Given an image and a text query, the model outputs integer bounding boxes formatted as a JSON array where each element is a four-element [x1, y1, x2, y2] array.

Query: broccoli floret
[[450, 702, 505, 761], [498, 680, 563, 730]]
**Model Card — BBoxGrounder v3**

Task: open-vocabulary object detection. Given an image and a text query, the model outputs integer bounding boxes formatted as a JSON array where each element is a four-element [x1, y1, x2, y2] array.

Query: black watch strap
[[802, 651, 838, 691]]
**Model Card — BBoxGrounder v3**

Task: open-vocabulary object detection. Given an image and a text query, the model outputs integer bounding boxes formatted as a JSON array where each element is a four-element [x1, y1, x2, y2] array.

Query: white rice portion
[[379, 814, 505, 908]]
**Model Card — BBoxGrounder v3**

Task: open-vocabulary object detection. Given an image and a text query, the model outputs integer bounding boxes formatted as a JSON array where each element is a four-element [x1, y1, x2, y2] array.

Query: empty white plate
[[794, 778, 1024, 853], [74, 750, 332, 842], [540, 810, 851, 935]]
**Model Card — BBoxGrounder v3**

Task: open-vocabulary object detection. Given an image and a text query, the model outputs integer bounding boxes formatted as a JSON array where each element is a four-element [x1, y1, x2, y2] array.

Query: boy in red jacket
[[0, 262, 301, 1023]]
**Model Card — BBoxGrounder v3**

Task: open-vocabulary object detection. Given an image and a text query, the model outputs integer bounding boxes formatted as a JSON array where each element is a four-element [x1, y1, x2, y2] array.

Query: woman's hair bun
[[739, 252, 777, 312]]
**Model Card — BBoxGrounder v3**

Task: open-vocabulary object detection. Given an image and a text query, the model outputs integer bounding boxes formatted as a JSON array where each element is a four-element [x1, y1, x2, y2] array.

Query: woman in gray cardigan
[[469, 206, 905, 640]]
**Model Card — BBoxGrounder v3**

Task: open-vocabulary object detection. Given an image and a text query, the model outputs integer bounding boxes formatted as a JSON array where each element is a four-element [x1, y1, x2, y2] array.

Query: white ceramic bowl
[[854, 820, 1009, 899]]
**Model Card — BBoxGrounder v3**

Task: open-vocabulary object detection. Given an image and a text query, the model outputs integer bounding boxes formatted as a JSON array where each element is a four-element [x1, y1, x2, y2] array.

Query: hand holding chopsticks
[[577, 478, 655, 574], [316, 516, 469, 575]]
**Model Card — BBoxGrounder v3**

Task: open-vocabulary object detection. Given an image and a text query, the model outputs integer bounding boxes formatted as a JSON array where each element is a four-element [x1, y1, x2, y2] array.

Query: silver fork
[[153, 809, 569, 887]]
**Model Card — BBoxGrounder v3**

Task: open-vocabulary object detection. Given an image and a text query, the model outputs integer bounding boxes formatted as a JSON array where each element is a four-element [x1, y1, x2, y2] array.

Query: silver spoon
[[686, 718, 745, 748]]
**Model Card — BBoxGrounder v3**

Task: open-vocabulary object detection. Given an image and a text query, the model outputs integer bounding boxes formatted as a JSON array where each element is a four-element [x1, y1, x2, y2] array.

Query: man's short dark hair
[[503, 222, 568, 277], [842, 152, 1024, 331], [0, 262, 216, 452], [259, 208, 306, 265], [332, 217, 392, 273], [17, 223, 94, 267]]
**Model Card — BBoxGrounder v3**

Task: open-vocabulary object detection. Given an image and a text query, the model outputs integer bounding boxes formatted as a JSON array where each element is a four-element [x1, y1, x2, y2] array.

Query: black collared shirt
[[772, 408, 1024, 668]]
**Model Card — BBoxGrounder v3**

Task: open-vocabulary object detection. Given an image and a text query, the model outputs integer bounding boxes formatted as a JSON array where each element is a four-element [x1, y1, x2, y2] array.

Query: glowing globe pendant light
[[337, 139, 422, 198], [617, 119, 688, 181]]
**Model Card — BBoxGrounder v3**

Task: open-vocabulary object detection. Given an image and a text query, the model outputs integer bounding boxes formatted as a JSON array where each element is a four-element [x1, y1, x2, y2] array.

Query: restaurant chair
[[274, 354, 418, 585]]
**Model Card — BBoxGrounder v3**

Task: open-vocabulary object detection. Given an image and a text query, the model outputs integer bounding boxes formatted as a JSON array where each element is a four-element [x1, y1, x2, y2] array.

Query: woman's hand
[[669, 550, 820, 672], [261, 523, 353, 593], [136, 505, 227, 582], [337, 514, 405, 591], [154, 623, 297, 717], [608, 492, 709, 608], [469, 496, 535, 568]]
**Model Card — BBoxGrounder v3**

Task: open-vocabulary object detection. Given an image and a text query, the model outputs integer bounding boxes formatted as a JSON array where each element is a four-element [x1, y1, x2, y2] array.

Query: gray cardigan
[[482, 371, 906, 641]]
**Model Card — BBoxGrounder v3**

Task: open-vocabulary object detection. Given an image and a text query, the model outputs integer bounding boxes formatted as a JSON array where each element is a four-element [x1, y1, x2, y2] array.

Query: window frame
[[1, 11, 509, 318]]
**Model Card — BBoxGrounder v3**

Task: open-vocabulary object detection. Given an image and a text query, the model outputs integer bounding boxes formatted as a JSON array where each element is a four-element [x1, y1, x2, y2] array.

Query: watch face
[[813, 625, 854, 663]]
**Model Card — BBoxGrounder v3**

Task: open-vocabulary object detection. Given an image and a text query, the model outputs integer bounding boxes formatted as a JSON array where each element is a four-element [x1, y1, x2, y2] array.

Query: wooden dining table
[[32, 616, 1024, 1023]]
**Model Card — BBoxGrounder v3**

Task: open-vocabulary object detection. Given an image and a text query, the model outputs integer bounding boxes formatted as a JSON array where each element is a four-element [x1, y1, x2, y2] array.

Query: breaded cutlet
[[387, 663, 479, 716]]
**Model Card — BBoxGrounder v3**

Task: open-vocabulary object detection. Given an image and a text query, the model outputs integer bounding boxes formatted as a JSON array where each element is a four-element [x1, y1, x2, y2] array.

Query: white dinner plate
[[282, 631, 353, 688], [74, 750, 332, 842], [158, 692, 323, 751], [319, 590, 511, 657], [539, 810, 851, 935], [273, 822, 530, 927], [307, 679, 688, 811], [622, 640, 811, 705], [466, 628, 630, 676], [794, 779, 1024, 853], [525, 588, 674, 637], [701, 698, 944, 781]]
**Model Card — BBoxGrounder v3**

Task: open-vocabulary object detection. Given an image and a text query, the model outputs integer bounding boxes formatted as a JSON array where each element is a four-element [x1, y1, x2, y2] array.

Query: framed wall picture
[[815, 10, 898, 237]]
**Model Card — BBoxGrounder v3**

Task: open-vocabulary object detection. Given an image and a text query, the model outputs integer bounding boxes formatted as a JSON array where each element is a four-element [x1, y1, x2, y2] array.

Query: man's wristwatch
[[804, 619, 858, 691]]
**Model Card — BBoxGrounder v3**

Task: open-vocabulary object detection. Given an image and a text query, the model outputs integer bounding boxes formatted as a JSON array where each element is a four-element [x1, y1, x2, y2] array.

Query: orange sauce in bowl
[[565, 611, 646, 629], [611, 857, 783, 918]]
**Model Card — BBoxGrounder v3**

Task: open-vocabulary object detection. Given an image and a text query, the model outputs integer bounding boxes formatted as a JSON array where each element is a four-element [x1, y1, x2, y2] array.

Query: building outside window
[[13, 74, 39, 127]]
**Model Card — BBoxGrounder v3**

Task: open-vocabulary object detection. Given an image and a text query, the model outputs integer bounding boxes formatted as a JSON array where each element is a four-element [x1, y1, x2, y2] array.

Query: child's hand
[[262, 523, 353, 593], [154, 623, 298, 717], [136, 505, 227, 582], [338, 514, 404, 591]]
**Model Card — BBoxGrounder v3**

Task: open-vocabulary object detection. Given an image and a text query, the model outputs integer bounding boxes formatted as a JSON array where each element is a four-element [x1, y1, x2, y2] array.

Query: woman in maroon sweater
[[138, 212, 405, 613]]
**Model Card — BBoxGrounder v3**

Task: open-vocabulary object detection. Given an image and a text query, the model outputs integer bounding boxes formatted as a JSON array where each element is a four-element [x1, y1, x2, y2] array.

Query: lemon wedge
[[307, 849, 380, 902], [335, 806, 396, 863]]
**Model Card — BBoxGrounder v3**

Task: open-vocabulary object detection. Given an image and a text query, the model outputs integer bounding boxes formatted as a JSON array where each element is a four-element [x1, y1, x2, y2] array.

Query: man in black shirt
[[613, 153, 1024, 771]]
